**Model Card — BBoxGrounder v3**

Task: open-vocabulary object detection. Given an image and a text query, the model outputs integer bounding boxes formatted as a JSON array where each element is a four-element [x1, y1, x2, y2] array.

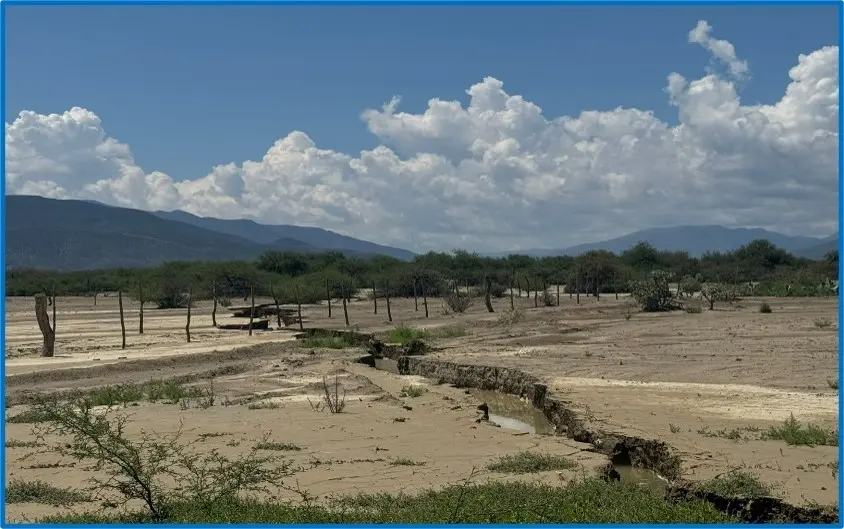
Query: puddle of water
[[373, 357, 399, 374], [615, 465, 669, 492], [470, 389, 556, 435]]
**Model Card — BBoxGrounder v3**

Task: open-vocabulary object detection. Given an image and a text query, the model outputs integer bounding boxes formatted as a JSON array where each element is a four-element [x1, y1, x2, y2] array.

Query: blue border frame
[[0, 0, 841, 527]]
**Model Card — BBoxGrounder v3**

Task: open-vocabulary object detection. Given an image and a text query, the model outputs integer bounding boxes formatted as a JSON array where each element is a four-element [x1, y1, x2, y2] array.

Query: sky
[[4, 4, 840, 253]]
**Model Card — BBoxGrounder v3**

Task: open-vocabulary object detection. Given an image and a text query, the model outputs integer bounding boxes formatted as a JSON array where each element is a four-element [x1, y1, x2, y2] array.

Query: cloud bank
[[5, 21, 838, 252]]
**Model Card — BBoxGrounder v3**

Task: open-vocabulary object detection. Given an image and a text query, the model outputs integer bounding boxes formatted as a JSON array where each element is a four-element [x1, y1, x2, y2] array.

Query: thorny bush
[[24, 395, 299, 521]]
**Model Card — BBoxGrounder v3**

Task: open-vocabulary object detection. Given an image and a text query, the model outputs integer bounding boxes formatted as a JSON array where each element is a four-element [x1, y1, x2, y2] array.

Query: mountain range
[[490, 226, 838, 259], [5, 196, 414, 271], [4, 195, 837, 271]]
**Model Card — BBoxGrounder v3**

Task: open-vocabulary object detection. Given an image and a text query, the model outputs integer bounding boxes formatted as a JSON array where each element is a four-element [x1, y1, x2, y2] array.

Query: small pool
[[470, 389, 556, 435]]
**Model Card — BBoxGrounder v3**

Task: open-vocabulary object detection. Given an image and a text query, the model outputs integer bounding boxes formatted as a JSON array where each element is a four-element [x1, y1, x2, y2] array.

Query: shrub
[[629, 271, 677, 312], [26, 395, 298, 521], [684, 301, 702, 314], [444, 293, 472, 314], [759, 302, 772, 313]]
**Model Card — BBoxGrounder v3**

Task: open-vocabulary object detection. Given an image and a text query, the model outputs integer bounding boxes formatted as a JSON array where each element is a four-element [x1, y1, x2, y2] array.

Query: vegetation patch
[[40, 478, 736, 523], [399, 385, 428, 398], [383, 323, 466, 345], [300, 336, 357, 349], [762, 415, 838, 447], [6, 439, 40, 448], [255, 441, 302, 452], [389, 457, 426, 466], [694, 471, 773, 498], [7, 408, 51, 424], [487, 451, 577, 474], [6, 479, 91, 505]]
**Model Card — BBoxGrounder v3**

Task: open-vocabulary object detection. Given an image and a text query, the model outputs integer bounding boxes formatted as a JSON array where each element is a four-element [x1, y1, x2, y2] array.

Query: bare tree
[[270, 283, 282, 328], [294, 283, 304, 331], [35, 294, 56, 357], [342, 283, 350, 326], [484, 276, 494, 313], [248, 285, 255, 336], [186, 288, 192, 343], [211, 281, 218, 328], [118, 290, 126, 349], [509, 272, 515, 310], [556, 284, 560, 306], [422, 280, 429, 318], [576, 267, 581, 305], [138, 282, 145, 334], [326, 278, 332, 318], [413, 277, 419, 312], [384, 278, 392, 322], [372, 280, 378, 315], [595, 269, 601, 301]]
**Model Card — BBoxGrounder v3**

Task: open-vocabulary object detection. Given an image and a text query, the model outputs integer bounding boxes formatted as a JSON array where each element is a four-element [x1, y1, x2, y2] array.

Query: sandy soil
[[4, 293, 840, 520]]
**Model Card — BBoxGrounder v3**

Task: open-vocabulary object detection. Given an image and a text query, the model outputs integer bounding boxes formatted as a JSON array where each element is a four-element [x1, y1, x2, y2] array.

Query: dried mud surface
[[4, 293, 839, 521]]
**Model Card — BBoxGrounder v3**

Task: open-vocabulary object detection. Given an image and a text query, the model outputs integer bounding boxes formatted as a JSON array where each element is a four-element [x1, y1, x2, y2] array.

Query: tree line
[[5, 240, 838, 308]]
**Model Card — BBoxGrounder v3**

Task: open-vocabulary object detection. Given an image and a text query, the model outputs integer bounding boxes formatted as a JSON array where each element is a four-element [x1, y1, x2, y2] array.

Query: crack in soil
[[395, 355, 839, 524]]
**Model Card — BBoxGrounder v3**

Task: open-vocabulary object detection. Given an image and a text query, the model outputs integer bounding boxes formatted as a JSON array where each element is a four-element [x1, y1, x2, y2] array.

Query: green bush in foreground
[[41, 479, 736, 524]]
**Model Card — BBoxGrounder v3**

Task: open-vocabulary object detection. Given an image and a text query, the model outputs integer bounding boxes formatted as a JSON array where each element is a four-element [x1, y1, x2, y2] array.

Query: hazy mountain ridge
[[5, 196, 412, 271], [486, 225, 834, 258], [6, 196, 833, 271], [152, 210, 416, 261]]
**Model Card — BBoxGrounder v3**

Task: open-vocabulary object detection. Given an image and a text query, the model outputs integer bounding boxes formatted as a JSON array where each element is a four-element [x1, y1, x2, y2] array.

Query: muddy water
[[615, 465, 670, 492], [374, 357, 399, 374], [469, 389, 556, 435]]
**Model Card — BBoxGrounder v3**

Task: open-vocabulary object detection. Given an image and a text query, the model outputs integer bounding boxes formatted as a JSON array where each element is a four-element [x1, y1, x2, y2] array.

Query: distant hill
[[4, 196, 413, 271], [794, 233, 839, 259], [488, 226, 829, 258], [153, 210, 416, 261]]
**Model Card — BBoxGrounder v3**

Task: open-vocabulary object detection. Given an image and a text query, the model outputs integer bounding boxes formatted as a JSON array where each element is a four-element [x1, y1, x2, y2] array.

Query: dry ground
[[4, 292, 840, 520]]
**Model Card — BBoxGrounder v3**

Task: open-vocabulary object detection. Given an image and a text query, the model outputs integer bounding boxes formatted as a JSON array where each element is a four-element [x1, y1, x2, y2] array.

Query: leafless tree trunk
[[372, 280, 378, 314], [93, 292, 97, 306], [185, 288, 192, 343], [615, 270, 619, 300], [422, 280, 429, 318], [294, 283, 304, 331], [384, 279, 392, 322], [211, 281, 218, 327], [596, 270, 601, 301], [533, 276, 538, 308], [269, 284, 281, 328], [35, 294, 55, 357], [524, 276, 531, 300], [138, 282, 145, 334], [248, 285, 256, 336], [576, 268, 581, 305], [509, 273, 515, 310], [51, 291, 56, 335], [413, 278, 419, 311], [342, 283, 350, 326], [484, 276, 494, 313], [326, 278, 332, 318], [118, 290, 126, 349], [516, 273, 522, 297], [556, 284, 560, 306]]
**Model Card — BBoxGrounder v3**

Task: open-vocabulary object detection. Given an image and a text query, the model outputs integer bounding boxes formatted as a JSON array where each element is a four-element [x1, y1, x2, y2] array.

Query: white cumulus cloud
[[5, 21, 838, 252]]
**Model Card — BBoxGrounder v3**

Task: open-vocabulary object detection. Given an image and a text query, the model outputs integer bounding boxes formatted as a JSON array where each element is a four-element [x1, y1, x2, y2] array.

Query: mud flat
[[5, 294, 839, 522], [394, 356, 838, 523]]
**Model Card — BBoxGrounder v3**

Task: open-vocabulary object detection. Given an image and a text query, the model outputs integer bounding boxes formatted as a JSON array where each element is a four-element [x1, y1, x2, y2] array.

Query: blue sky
[[6, 5, 837, 182], [4, 4, 840, 251]]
